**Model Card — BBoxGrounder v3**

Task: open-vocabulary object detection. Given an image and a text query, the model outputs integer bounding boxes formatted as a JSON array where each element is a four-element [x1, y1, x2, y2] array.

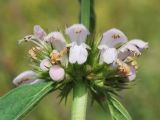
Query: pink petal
[[44, 32, 66, 51], [49, 65, 65, 81], [34, 25, 46, 40]]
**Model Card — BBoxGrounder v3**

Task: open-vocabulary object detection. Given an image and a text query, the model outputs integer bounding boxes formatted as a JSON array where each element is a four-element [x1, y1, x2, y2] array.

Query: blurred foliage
[[0, 0, 160, 120]]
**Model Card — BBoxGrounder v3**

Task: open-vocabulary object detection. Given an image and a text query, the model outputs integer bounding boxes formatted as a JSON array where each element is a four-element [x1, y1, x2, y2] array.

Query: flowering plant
[[0, 0, 148, 120]]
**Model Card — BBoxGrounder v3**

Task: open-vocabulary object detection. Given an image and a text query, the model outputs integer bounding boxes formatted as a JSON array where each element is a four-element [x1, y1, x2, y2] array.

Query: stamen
[[116, 59, 131, 76], [50, 50, 61, 64], [112, 34, 120, 39], [75, 29, 82, 34], [28, 47, 41, 59]]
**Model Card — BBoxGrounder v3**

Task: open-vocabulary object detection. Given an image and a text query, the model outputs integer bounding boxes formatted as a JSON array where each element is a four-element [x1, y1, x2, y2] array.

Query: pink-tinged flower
[[44, 32, 66, 51], [49, 65, 65, 81], [40, 59, 52, 71], [118, 43, 141, 60], [44, 32, 68, 66], [98, 28, 127, 64], [66, 24, 90, 64], [33, 25, 47, 40], [118, 39, 148, 60], [13, 70, 37, 86]]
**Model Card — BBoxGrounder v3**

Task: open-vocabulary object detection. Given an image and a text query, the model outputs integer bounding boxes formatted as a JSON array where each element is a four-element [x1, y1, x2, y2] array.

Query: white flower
[[49, 65, 65, 81], [40, 59, 52, 71], [66, 24, 90, 64], [98, 28, 148, 81], [13, 70, 38, 86], [98, 28, 128, 64]]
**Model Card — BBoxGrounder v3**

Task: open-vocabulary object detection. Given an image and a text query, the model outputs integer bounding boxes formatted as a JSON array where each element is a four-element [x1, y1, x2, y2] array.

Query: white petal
[[69, 44, 79, 64], [13, 70, 37, 86], [65, 24, 90, 45], [118, 43, 141, 60], [40, 59, 52, 71], [49, 65, 65, 81], [128, 39, 148, 51], [33, 25, 46, 40], [69, 43, 88, 64], [44, 32, 66, 51], [77, 45, 88, 64], [100, 28, 128, 48], [101, 48, 117, 64]]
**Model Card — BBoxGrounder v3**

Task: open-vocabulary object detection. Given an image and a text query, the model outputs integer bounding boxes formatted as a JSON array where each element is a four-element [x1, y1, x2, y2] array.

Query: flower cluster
[[13, 24, 148, 100]]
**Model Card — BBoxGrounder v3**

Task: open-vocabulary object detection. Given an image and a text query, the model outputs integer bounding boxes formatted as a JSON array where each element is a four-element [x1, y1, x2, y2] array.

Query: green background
[[0, 0, 159, 119]]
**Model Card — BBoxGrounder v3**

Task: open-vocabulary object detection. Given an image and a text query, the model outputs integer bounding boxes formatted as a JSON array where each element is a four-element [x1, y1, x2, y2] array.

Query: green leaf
[[0, 82, 54, 120], [107, 94, 132, 120]]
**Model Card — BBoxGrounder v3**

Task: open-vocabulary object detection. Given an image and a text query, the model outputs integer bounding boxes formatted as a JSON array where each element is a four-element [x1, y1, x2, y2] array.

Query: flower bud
[[49, 65, 65, 81], [13, 70, 37, 86]]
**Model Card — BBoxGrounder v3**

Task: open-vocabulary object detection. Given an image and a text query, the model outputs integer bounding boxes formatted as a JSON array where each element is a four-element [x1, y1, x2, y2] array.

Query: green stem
[[80, 0, 91, 29], [71, 82, 88, 120]]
